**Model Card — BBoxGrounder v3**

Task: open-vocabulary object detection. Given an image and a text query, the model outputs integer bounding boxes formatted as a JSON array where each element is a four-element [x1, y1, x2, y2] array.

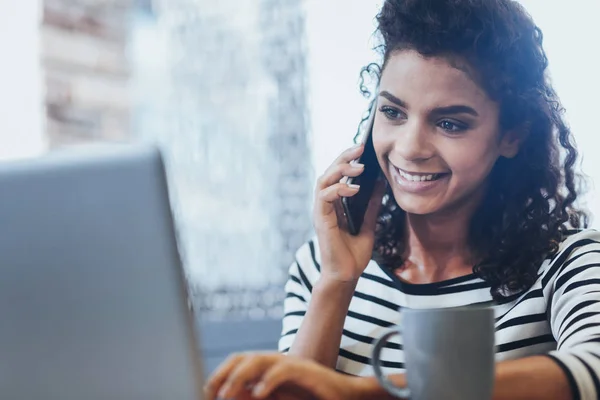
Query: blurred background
[[1, 0, 598, 373]]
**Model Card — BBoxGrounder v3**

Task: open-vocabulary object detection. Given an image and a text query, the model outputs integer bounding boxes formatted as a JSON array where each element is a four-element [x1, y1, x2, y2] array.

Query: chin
[[391, 192, 444, 216]]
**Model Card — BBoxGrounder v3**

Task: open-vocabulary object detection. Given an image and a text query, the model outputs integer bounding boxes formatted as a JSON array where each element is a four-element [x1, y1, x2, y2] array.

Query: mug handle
[[372, 330, 411, 399]]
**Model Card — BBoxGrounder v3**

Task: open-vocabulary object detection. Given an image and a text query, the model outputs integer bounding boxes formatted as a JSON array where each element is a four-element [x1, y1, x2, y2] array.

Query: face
[[373, 50, 519, 216]]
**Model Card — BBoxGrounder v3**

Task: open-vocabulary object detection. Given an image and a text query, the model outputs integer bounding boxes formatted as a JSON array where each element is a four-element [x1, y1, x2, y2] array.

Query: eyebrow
[[379, 91, 408, 108], [379, 90, 479, 117]]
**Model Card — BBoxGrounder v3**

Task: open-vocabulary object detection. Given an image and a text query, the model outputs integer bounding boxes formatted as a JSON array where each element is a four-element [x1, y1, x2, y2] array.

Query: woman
[[207, 0, 600, 398]]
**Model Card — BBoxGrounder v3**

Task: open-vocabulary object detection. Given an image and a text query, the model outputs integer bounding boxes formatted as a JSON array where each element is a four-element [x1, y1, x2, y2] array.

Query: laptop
[[0, 144, 205, 399]]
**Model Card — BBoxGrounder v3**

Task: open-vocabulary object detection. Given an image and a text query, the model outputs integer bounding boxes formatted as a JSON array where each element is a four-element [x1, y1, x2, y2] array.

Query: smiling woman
[[207, 0, 600, 399], [374, 52, 520, 220]]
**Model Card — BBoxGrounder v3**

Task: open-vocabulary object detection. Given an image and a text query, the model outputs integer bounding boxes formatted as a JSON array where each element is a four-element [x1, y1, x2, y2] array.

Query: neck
[[399, 192, 484, 281], [405, 211, 471, 260]]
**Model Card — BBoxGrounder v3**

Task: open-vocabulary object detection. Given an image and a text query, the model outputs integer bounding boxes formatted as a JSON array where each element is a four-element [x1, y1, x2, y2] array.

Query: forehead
[[379, 50, 492, 107]]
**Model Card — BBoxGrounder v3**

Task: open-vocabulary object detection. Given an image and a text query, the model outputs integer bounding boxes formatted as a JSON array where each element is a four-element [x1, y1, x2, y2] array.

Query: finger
[[316, 162, 365, 191], [204, 353, 246, 400], [359, 179, 387, 236], [218, 355, 279, 400], [315, 183, 360, 225], [318, 182, 360, 204], [251, 360, 338, 400]]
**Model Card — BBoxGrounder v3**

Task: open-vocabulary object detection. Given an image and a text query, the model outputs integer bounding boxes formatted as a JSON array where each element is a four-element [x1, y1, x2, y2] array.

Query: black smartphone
[[341, 104, 381, 235]]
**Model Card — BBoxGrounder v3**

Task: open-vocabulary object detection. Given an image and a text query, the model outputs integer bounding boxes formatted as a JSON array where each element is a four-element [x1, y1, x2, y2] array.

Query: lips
[[394, 167, 449, 182], [396, 168, 441, 182], [390, 165, 450, 194]]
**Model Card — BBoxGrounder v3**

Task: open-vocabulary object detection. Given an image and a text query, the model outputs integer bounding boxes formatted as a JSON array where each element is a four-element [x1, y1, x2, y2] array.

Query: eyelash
[[438, 120, 468, 133], [379, 106, 404, 120], [378, 106, 468, 134]]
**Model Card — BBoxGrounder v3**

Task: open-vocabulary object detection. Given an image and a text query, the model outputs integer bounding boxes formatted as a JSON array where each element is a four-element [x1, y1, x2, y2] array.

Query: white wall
[[304, 0, 382, 176], [305, 0, 599, 226], [0, 0, 46, 160], [517, 0, 600, 224]]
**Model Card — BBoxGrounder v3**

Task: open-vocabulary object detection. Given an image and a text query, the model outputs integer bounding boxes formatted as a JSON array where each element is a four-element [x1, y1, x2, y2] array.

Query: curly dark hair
[[358, 0, 588, 301]]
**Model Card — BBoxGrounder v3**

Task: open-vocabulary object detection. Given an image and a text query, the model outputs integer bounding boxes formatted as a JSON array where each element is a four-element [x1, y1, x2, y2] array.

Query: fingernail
[[252, 382, 266, 397], [348, 184, 360, 190], [352, 163, 365, 169]]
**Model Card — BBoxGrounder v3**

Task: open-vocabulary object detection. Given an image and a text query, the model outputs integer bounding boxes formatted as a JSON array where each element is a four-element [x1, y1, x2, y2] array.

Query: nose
[[392, 120, 435, 162]]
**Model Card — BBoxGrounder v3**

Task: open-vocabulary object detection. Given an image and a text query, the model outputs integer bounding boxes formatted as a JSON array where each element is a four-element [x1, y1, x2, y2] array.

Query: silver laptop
[[0, 144, 205, 399]]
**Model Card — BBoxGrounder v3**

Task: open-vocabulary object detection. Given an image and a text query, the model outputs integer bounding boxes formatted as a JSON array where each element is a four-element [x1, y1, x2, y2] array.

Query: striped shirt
[[279, 229, 600, 400]]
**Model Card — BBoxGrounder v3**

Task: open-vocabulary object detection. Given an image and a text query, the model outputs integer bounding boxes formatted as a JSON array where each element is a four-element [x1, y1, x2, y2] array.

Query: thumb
[[359, 179, 387, 236]]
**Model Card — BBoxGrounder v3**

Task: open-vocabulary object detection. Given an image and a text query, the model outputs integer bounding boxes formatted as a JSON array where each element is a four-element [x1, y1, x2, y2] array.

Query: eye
[[379, 106, 406, 121], [380, 106, 400, 119], [438, 120, 467, 133]]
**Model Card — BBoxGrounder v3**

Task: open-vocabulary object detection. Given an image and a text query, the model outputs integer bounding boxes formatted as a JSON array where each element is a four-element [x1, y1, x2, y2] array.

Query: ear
[[499, 128, 526, 159]]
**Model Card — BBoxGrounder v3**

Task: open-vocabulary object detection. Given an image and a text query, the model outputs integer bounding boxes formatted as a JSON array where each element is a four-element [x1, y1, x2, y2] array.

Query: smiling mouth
[[394, 167, 449, 182]]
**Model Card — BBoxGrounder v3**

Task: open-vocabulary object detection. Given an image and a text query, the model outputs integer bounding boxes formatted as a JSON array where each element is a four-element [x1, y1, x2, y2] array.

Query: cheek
[[445, 140, 500, 182], [371, 128, 392, 171]]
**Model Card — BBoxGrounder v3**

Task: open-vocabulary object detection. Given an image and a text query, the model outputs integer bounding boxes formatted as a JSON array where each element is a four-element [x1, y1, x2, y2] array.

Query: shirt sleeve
[[278, 238, 322, 353], [546, 229, 600, 400]]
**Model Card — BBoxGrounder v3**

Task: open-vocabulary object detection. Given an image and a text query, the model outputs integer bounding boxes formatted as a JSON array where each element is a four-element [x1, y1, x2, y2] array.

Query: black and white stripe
[[279, 229, 600, 400]]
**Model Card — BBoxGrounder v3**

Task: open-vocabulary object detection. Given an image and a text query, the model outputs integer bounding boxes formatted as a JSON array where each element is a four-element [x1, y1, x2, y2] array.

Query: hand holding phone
[[311, 102, 386, 283]]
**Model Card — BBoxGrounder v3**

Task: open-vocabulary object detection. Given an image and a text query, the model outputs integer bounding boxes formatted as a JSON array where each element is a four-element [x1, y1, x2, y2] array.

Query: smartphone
[[341, 103, 381, 235]]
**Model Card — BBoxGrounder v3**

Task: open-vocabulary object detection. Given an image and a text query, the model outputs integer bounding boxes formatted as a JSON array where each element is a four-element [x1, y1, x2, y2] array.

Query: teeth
[[398, 168, 438, 182]]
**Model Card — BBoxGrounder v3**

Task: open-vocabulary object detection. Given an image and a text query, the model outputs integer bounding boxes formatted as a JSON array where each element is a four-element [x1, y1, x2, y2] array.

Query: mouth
[[390, 165, 450, 193], [394, 166, 450, 182]]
